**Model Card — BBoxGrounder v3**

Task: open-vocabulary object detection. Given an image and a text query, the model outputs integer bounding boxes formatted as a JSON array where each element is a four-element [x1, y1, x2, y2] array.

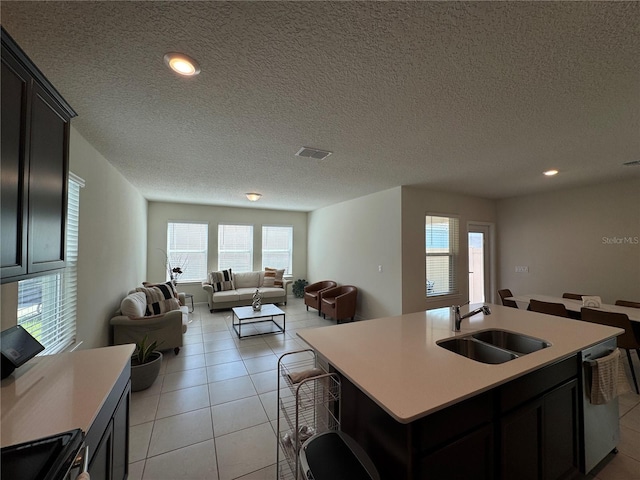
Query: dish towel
[[287, 367, 324, 384], [589, 348, 631, 405]]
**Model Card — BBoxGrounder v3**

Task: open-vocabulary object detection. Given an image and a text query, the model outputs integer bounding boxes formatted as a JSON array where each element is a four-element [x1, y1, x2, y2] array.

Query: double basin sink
[[437, 329, 550, 364]]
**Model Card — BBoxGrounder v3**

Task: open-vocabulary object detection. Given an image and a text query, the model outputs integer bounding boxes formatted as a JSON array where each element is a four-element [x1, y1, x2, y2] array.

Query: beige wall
[[496, 178, 640, 304], [307, 187, 403, 319], [401, 186, 498, 313], [1, 128, 147, 349], [69, 128, 148, 348], [147, 202, 308, 304]]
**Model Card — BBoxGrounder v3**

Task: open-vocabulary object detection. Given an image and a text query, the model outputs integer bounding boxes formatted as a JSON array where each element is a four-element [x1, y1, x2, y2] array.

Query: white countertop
[[297, 304, 622, 424], [1, 344, 134, 447]]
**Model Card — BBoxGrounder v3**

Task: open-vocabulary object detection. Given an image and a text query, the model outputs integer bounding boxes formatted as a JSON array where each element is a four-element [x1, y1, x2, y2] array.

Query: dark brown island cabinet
[[1, 26, 77, 283], [339, 355, 580, 480]]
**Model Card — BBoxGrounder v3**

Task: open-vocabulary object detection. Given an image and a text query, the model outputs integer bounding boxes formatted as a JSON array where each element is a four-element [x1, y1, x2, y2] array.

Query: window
[[425, 214, 459, 297], [17, 173, 83, 354], [166, 222, 208, 282], [218, 224, 253, 272], [262, 225, 293, 274]]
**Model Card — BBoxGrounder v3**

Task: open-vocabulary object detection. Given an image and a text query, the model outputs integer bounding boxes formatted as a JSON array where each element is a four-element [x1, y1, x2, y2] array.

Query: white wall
[[69, 128, 148, 348], [307, 187, 403, 319], [0, 128, 148, 349], [401, 186, 498, 313], [146, 202, 308, 304], [497, 178, 640, 304]]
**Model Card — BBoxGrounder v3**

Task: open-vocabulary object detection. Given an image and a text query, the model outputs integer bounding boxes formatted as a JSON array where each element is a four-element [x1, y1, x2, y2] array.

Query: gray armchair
[[110, 290, 188, 355]]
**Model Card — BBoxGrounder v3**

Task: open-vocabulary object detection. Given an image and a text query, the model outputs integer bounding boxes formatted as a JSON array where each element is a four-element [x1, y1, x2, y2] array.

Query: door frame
[[467, 222, 495, 304]]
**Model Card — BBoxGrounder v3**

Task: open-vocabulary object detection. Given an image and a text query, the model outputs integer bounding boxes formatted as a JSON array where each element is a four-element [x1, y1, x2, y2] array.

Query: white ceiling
[[2, 1, 639, 212]]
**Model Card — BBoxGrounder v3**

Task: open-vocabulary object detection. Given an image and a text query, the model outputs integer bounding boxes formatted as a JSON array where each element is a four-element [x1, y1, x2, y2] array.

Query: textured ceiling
[[2, 1, 639, 211]]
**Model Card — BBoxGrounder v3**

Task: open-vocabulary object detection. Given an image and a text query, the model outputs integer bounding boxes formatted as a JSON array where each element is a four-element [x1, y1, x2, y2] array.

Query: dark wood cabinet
[[86, 362, 130, 480], [501, 379, 579, 480], [339, 355, 580, 480], [1, 27, 75, 283]]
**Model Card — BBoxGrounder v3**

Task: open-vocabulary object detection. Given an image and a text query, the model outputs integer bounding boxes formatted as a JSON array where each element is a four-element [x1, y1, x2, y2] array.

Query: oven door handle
[[70, 445, 90, 479]]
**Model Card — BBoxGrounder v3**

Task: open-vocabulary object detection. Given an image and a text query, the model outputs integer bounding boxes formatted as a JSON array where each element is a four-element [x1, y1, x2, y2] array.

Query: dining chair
[[581, 307, 640, 394], [562, 293, 587, 300], [616, 300, 640, 309], [529, 299, 569, 318], [498, 289, 518, 308]]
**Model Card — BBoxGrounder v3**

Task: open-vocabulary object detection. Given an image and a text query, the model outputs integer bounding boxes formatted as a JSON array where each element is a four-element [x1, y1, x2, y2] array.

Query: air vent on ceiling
[[623, 160, 640, 166], [295, 147, 332, 160]]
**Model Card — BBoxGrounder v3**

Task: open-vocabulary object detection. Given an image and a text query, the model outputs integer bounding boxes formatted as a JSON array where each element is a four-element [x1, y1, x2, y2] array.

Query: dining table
[[506, 294, 640, 323]]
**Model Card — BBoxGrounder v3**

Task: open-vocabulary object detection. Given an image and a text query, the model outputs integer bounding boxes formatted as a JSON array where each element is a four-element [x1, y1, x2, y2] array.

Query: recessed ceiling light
[[164, 52, 201, 76], [543, 169, 559, 176], [245, 193, 262, 202]]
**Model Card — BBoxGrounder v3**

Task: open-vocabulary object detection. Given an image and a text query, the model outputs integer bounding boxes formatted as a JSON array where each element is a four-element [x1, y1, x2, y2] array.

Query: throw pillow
[[135, 285, 181, 316], [120, 292, 147, 318], [265, 267, 285, 287], [142, 280, 178, 299], [209, 269, 234, 292], [263, 269, 276, 287]]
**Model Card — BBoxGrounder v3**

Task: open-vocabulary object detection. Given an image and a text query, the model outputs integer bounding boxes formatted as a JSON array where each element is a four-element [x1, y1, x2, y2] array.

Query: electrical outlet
[[378, 265, 383, 273], [515, 266, 529, 273]]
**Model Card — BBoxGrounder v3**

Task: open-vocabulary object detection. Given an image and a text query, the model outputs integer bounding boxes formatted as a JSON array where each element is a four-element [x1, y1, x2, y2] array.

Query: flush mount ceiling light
[[245, 193, 262, 202], [543, 169, 559, 176], [163, 52, 201, 76]]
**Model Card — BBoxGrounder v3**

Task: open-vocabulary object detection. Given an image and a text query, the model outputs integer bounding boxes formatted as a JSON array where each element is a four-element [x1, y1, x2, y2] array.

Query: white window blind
[[262, 225, 293, 274], [425, 214, 459, 297], [17, 173, 83, 354], [218, 224, 253, 272], [166, 222, 208, 282]]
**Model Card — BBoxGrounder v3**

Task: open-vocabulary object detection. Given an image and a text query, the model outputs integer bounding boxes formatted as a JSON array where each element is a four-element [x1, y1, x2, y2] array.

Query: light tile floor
[[129, 298, 640, 480]]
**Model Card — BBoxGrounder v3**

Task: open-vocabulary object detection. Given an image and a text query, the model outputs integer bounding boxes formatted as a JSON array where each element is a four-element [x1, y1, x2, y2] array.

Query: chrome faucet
[[453, 304, 491, 331]]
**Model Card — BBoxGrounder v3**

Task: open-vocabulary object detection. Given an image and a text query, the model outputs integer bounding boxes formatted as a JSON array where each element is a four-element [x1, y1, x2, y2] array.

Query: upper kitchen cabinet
[[1, 27, 77, 283]]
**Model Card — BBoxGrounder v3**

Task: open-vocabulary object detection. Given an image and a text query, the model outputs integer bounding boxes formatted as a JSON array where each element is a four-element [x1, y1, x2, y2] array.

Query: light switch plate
[[515, 266, 529, 273]]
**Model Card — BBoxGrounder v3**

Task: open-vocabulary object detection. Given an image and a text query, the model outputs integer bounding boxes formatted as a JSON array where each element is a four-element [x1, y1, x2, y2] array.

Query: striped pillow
[[209, 269, 234, 292], [135, 285, 180, 316], [264, 267, 285, 288], [142, 281, 178, 298]]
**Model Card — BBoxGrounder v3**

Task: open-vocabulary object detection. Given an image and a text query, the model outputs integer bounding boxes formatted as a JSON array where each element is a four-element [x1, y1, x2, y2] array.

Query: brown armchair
[[304, 281, 337, 315], [320, 285, 358, 323]]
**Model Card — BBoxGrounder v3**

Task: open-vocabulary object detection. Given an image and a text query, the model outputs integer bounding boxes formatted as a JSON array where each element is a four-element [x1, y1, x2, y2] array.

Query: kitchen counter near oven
[[1, 344, 134, 448]]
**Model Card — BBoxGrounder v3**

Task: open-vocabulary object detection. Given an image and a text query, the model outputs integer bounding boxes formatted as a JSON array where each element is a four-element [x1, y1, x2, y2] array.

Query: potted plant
[[292, 279, 308, 298], [130, 335, 163, 391]]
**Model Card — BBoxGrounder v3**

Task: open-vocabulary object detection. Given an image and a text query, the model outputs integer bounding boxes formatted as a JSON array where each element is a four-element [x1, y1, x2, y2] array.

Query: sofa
[[202, 269, 291, 312], [110, 283, 189, 354]]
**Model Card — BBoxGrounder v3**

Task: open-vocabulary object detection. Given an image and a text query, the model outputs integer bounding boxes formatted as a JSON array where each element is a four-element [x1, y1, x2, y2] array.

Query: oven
[[1, 428, 89, 480]]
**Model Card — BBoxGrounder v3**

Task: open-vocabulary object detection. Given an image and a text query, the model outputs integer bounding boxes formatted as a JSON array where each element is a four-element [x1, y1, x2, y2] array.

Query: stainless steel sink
[[437, 337, 518, 364], [472, 330, 550, 355], [437, 329, 550, 364]]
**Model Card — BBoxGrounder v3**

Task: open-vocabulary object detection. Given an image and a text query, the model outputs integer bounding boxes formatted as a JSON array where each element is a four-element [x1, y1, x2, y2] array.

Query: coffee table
[[231, 304, 285, 339]]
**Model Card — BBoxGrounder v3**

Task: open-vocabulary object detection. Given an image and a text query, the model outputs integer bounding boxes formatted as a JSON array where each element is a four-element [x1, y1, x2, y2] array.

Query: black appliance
[[1, 429, 84, 480], [1, 325, 45, 379]]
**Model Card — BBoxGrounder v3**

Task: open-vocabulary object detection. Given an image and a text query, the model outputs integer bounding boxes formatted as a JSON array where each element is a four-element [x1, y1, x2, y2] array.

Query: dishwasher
[[580, 338, 620, 474]]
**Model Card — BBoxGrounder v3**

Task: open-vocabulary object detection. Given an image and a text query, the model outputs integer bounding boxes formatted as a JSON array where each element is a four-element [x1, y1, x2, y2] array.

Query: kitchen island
[[297, 304, 623, 479], [1, 344, 134, 480]]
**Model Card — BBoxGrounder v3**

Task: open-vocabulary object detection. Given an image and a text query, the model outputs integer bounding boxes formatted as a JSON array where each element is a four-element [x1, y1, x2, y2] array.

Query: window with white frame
[[17, 173, 83, 354], [166, 222, 208, 282], [425, 214, 459, 297], [218, 224, 253, 272], [262, 225, 293, 274]]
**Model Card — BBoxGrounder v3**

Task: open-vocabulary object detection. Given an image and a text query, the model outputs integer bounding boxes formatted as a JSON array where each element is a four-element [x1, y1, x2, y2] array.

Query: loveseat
[[202, 269, 291, 312], [110, 282, 189, 354]]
